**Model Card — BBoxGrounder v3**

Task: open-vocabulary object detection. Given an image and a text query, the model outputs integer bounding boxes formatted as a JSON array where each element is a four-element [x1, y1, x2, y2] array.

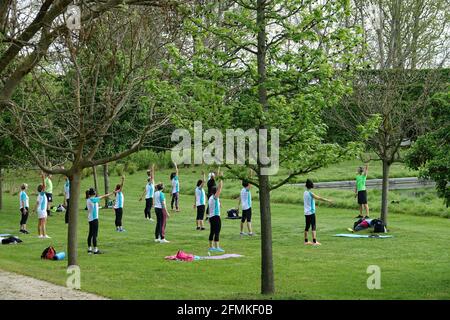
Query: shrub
[[126, 162, 137, 175], [115, 164, 124, 177]]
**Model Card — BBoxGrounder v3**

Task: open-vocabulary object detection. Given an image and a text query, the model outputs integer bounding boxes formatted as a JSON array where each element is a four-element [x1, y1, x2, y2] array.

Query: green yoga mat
[[334, 233, 393, 238]]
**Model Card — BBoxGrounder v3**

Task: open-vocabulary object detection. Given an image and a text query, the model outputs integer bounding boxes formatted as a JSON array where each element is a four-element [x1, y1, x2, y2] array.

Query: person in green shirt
[[355, 164, 369, 218], [44, 173, 53, 217]]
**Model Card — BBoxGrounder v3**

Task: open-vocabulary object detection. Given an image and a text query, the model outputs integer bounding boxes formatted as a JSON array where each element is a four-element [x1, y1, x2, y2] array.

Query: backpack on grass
[[41, 246, 56, 260], [226, 208, 240, 219], [372, 219, 386, 233]]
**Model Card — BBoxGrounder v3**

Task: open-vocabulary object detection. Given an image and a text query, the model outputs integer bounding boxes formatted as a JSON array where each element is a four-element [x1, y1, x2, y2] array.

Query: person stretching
[[154, 183, 170, 243], [193, 171, 206, 230], [113, 176, 126, 232], [208, 177, 224, 252], [355, 164, 370, 218], [34, 173, 50, 238], [19, 183, 30, 234], [87, 188, 114, 254], [237, 180, 254, 236], [170, 162, 180, 212], [304, 179, 332, 246], [140, 165, 155, 221]]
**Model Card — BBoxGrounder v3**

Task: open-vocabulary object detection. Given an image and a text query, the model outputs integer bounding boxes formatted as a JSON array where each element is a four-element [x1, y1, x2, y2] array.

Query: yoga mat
[[199, 254, 244, 260], [334, 233, 393, 238]]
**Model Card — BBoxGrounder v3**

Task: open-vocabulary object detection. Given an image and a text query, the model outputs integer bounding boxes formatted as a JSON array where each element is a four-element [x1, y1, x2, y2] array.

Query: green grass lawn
[[0, 167, 449, 300]]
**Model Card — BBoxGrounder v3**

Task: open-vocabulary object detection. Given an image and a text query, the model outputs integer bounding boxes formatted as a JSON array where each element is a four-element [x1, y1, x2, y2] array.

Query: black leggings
[[65, 200, 70, 224], [88, 219, 99, 247], [171, 192, 179, 210], [209, 215, 221, 242], [144, 198, 153, 219], [155, 208, 166, 240], [20, 208, 29, 225], [305, 214, 316, 231], [115, 208, 123, 227]]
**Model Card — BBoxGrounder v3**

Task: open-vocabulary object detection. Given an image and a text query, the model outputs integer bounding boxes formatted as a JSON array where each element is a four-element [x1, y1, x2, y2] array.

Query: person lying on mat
[[348, 218, 374, 232]]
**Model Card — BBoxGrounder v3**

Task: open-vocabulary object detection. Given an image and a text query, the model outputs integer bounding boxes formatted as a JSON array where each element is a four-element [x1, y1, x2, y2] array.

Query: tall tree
[[171, 0, 376, 294]]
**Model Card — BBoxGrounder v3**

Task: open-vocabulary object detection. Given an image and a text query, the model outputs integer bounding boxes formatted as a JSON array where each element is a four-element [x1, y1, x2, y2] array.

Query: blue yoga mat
[[334, 233, 393, 238]]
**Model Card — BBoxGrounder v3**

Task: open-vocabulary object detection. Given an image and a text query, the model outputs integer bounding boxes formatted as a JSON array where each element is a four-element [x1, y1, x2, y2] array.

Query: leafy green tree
[[170, 0, 377, 294], [405, 90, 450, 207], [326, 68, 448, 225]]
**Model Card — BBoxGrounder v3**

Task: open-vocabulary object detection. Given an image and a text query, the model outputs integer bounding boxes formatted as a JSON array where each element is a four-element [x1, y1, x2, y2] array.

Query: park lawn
[[0, 169, 449, 300]]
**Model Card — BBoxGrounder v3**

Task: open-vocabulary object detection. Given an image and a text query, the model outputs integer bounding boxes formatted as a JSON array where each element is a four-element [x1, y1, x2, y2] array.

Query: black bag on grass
[[1, 236, 22, 244], [373, 219, 386, 233], [226, 208, 240, 219]]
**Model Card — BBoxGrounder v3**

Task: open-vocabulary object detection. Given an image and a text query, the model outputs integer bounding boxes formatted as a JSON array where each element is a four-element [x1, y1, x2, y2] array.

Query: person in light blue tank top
[[170, 162, 180, 212], [208, 177, 224, 253], [113, 176, 125, 232], [193, 171, 207, 230], [303, 179, 332, 246], [140, 164, 155, 221]]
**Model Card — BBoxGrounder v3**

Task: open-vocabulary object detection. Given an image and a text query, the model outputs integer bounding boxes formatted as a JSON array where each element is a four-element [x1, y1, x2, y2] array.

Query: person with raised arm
[[86, 188, 115, 254], [193, 171, 207, 230], [140, 164, 155, 221], [303, 179, 332, 246], [33, 172, 49, 238], [170, 162, 180, 212], [208, 174, 224, 252], [113, 175, 126, 232], [355, 163, 370, 218]]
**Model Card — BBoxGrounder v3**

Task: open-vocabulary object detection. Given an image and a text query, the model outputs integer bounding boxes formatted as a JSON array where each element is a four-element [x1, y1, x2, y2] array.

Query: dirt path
[[0, 269, 108, 300]]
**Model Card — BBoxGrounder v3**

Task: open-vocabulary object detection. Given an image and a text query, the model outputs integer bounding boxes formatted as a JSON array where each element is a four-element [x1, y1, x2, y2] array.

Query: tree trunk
[[92, 166, 99, 194], [381, 160, 390, 226], [256, 0, 274, 295], [67, 169, 82, 267], [0, 167, 3, 211], [258, 173, 275, 295], [103, 163, 109, 207]]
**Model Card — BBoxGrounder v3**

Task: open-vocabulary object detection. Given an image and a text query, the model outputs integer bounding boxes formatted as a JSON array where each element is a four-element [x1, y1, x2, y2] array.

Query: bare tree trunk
[[258, 173, 275, 295], [256, 0, 274, 295], [92, 166, 99, 193], [103, 163, 109, 207], [67, 169, 82, 267], [381, 159, 390, 226], [0, 167, 3, 211]]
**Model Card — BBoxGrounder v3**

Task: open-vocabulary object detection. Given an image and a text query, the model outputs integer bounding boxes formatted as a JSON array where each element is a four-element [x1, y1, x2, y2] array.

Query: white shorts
[[37, 210, 47, 219]]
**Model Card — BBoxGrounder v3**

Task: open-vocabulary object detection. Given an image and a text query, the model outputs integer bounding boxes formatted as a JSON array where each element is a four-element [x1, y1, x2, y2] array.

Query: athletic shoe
[[215, 247, 225, 253], [208, 247, 217, 252], [155, 238, 161, 243], [196, 227, 200, 230], [38, 235, 44, 239], [304, 241, 313, 245], [200, 227, 205, 231], [355, 214, 364, 219], [149, 218, 154, 222], [347, 228, 355, 233], [312, 242, 321, 246], [120, 229, 126, 232], [93, 250, 103, 255], [363, 216, 370, 219], [248, 233, 255, 236], [159, 239, 170, 243], [88, 249, 93, 254], [24, 230, 29, 234], [240, 232, 247, 236], [19, 229, 24, 234], [44, 235, 51, 239]]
